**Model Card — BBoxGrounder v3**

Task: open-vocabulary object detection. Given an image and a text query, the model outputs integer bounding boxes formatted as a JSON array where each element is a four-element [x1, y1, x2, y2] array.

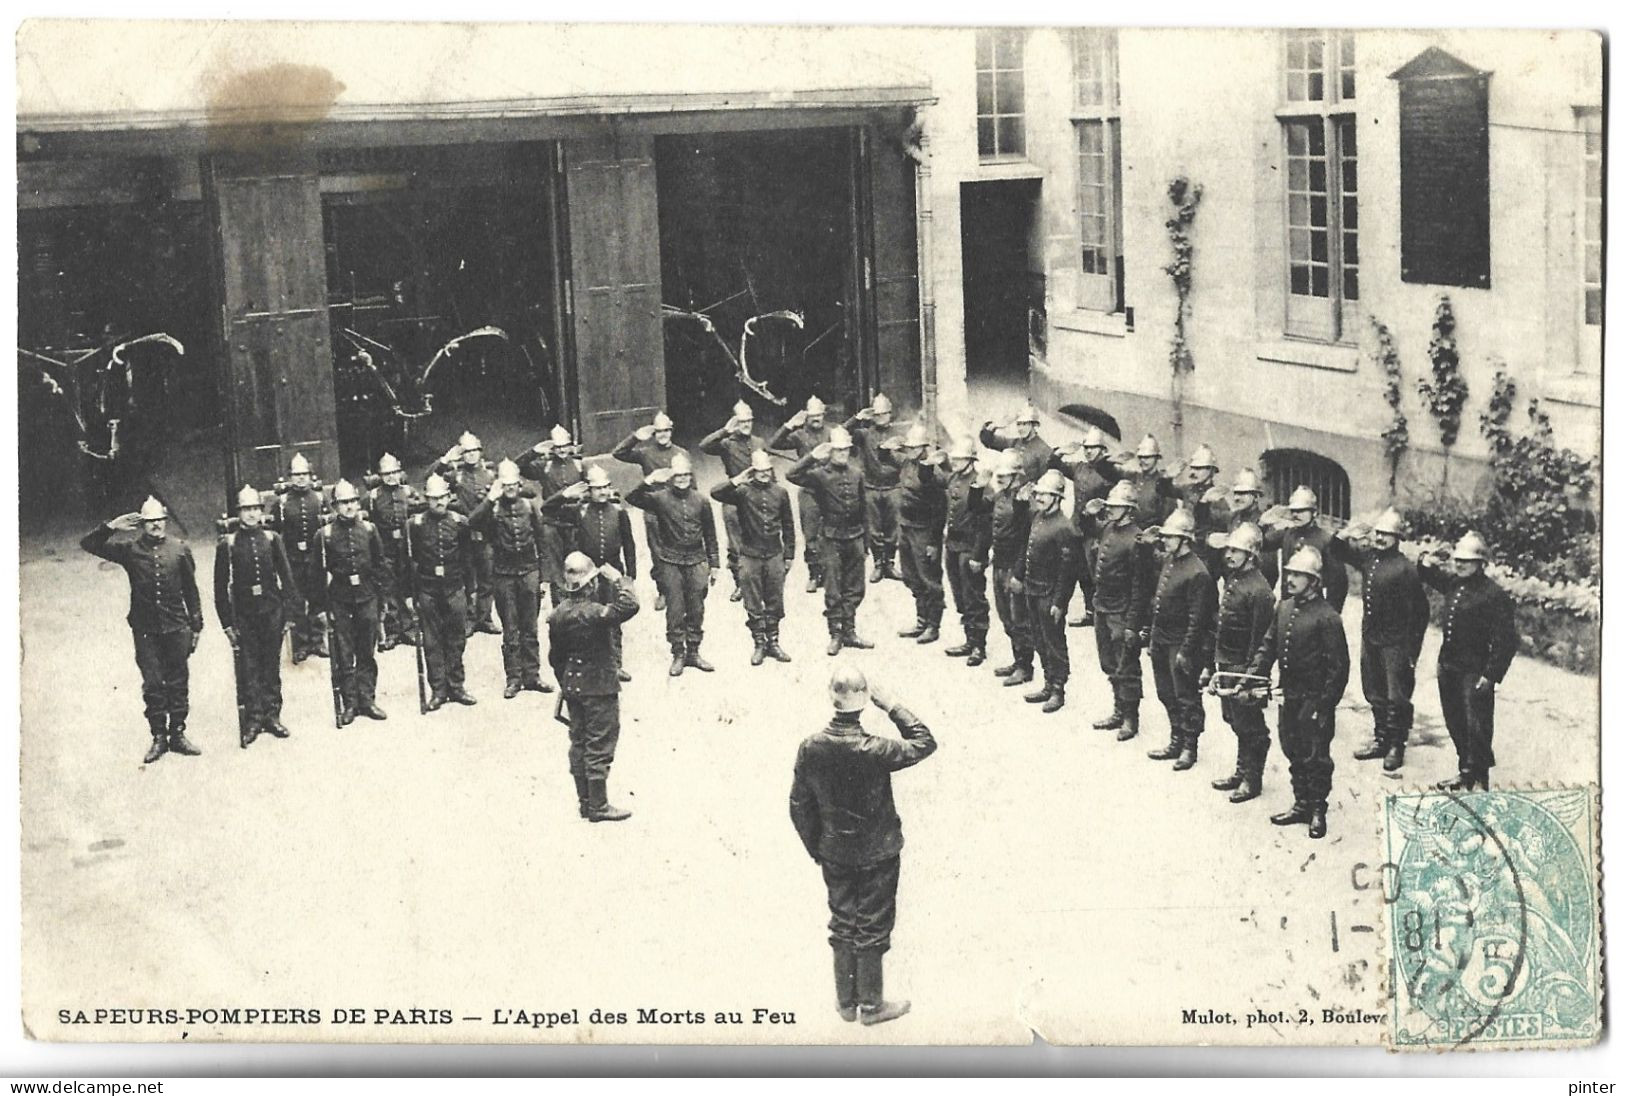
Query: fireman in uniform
[[1329, 507, 1430, 773], [1262, 487, 1350, 611], [542, 464, 638, 682], [790, 665, 936, 1026], [1144, 508, 1217, 770], [787, 426, 873, 656], [517, 424, 586, 604], [626, 453, 721, 676], [979, 403, 1054, 486], [1126, 434, 1178, 527], [942, 436, 991, 667], [470, 459, 553, 699], [1052, 425, 1123, 627], [1013, 469, 1078, 714], [1246, 546, 1350, 840], [845, 393, 904, 583], [889, 424, 948, 647], [432, 432, 499, 635], [612, 410, 687, 610], [1169, 445, 1229, 579], [710, 449, 796, 665], [1226, 468, 1278, 590], [548, 553, 641, 822], [984, 451, 1034, 687], [1419, 532, 1519, 791], [768, 396, 835, 592], [82, 496, 206, 762], [700, 399, 766, 603], [1080, 480, 1153, 739], [318, 480, 390, 725], [366, 452, 421, 651], [1203, 523, 1275, 801], [214, 485, 298, 747], [407, 474, 476, 711], [273, 451, 329, 662]]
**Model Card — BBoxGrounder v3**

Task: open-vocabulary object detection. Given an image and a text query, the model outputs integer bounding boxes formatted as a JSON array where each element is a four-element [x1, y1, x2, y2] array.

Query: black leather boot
[[751, 635, 768, 666], [1147, 733, 1182, 761], [1353, 737, 1387, 761], [1092, 705, 1124, 731], [944, 639, 974, 657], [1434, 772, 1474, 792], [263, 713, 291, 738], [914, 624, 940, 645], [1271, 802, 1314, 826], [841, 631, 874, 650], [1229, 769, 1263, 803], [669, 650, 686, 677], [1307, 805, 1328, 839], [827, 634, 843, 656], [1041, 684, 1066, 714], [1023, 681, 1053, 704], [855, 950, 910, 1026], [168, 718, 202, 756], [1212, 762, 1244, 792], [1002, 664, 1034, 687], [573, 771, 590, 819], [585, 778, 632, 822], [143, 716, 168, 764], [240, 719, 259, 750], [833, 945, 858, 1022], [1172, 737, 1199, 771], [1116, 707, 1140, 741], [897, 620, 925, 639], [993, 660, 1020, 677], [766, 629, 792, 663], [684, 647, 715, 673], [1383, 742, 1406, 773], [965, 643, 986, 667]]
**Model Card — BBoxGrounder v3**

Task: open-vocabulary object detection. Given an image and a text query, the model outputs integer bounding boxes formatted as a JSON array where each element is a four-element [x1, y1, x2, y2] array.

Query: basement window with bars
[[1072, 28, 1125, 313], [1263, 448, 1351, 522], [977, 28, 1027, 160], [1279, 30, 1359, 343]]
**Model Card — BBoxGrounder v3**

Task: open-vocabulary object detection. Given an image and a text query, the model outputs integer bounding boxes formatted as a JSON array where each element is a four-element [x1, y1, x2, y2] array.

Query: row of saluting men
[[81, 395, 1519, 837]]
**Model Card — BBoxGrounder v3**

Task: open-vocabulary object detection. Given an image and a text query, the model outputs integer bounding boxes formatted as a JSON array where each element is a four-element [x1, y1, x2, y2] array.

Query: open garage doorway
[[319, 142, 564, 475], [960, 178, 1042, 386], [654, 128, 862, 444]]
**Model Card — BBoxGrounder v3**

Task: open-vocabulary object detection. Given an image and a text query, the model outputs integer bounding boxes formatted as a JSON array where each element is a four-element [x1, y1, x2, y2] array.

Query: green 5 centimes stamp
[[1384, 787, 1602, 1050]]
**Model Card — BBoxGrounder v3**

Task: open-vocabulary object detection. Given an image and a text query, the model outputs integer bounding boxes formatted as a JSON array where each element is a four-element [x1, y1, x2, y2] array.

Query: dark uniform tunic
[[407, 508, 473, 698], [367, 481, 422, 645], [1014, 506, 1079, 687], [549, 575, 640, 784], [786, 454, 869, 637], [1227, 501, 1278, 588], [1264, 520, 1349, 611], [612, 434, 689, 567], [1089, 517, 1153, 709], [1209, 565, 1276, 772], [986, 485, 1033, 666], [979, 424, 1055, 486], [1328, 540, 1430, 746], [789, 705, 937, 953], [81, 524, 205, 728], [213, 526, 298, 725], [432, 457, 498, 628], [710, 479, 796, 639], [272, 484, 328, 658], [844, 415, 902, 566], [1128, 468, 1178, 527], [943, 469, 991, 646], [1248, 590, 1351, 810], [1420, 563, 1518, 780], [625, 482, 720, 653], [470, 495, 548, 687], [891, 454, 948, 629], [317, 516, 388, 711], [768, 419, 834, 575], [1051, 452, 1123, 611], [516, 451, 585, 591], [1171, 477, 1230, 578], [699, 427, 765, 581], [1147, 550, 1216, 743]]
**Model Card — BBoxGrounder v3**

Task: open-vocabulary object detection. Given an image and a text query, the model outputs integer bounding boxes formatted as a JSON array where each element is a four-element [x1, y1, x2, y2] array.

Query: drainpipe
[[913, 122, 938, 429]]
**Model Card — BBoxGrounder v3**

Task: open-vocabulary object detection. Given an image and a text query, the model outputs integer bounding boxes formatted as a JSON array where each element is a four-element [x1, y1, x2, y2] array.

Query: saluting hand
[[788, 410, 807, 429], [486, 481, 503, 503], [811, 443, 832, 462], [635, 425, 655, 441], [855, 407, 875, 422], [867, 681, 896, 714], [647, 468, 673, 486], [442, 445, 462, 465], [598, 564, 623, 583], [109, 512, 144, 532]]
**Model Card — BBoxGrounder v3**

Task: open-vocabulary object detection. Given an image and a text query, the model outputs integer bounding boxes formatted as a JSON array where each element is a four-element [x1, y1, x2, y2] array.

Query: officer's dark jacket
[[944, 471, 990, 558], [318, 517, 388, 604], [82, 525, 204, 634], [1264, 521, 1349, 610], [985, 486, 1031, 569], [1211, 565, 1275, 669], [1149, 550, 1216, 659], [542, 493, 638, 577], [213, 528, 298, 627], [1126, 469, 1178, 527], [273, 486, 328, 557], [786, 455, 867, 540], [407, 510, 471, 587], [890, 455, 947, 531], [1090, 519, 1153, 629], [698, 428, 764, 479], [1329, 539, 1429, 654], [1248, 590, 1350, 708], [1049, 454, 1122, 533], [514, 453, 585, 517], [611, 433, 689, 475], [1015, 507, 1079, 610], [625, 483, 720, 567], [1421, 564, 1519, 683], [548, 576, 640, 698], [842, 416, 902, 488], [1171, 477, 1229, 535], [767, 420, 832, 458], [366, 483, 420, 544], [789, 706, 937, 867], [979, 424, 1054, 486], [470, 496, 547, 574], [710, 481, 796, 559], [431, 458, 497, 520], [1229, 503, 1279, 587]]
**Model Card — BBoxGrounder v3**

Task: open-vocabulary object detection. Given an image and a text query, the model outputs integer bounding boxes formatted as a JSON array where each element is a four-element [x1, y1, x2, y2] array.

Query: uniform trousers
[[654, 560, 709, 651], [898, 526, 945, 627], [1150, 642, 1205, 741], [945, 550, 989, 642], [738, 554, 788, 637], [821, 855, 901, 954], [566, 694, 621, 783], [376, 535, 411, 644], [1278, 696, 1337, 808], [722, 506, 743, 579], [234, 608, 285, 721], [797, 489, 824, 578], [493, 570, 541, 684], [465, 536, 496, 627], [1094, 611, 1142, 705], [286, 553, 324, 655], [418, 581, 468, 695], [1216, 659, 1269, 768], [329, 598, 380, 708], [1438, 669, 1497, 777], [1025, 592, 1070, 685], [818, 536, 867, 635], [132, 627, 193, 723], [992, 566, 1033, 666], [1362, 642, 1417, 745], [865, 487, 900, 565]]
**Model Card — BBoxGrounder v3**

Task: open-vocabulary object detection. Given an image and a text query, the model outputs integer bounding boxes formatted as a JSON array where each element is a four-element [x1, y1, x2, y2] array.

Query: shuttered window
[[1393, 48, 1491, 289]]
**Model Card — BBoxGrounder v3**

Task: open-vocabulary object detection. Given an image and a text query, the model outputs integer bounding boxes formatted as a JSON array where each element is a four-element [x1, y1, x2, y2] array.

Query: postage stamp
[[1383, 787, 1602, 1050]]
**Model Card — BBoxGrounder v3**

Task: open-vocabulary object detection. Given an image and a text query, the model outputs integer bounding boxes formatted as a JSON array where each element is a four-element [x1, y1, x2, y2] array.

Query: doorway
[[960, 178, 1041, 385]]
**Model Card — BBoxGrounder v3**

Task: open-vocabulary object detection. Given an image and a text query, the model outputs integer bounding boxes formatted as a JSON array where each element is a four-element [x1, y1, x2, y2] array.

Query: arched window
[[1057, 403, 1122, 441], [1261, 448, 1351, 520]]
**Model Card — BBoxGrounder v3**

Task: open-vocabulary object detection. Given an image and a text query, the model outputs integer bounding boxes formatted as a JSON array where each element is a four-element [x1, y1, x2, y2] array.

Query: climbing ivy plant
[[1162, 176, 1203, 376], [1369, 315, 1409, 495]]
